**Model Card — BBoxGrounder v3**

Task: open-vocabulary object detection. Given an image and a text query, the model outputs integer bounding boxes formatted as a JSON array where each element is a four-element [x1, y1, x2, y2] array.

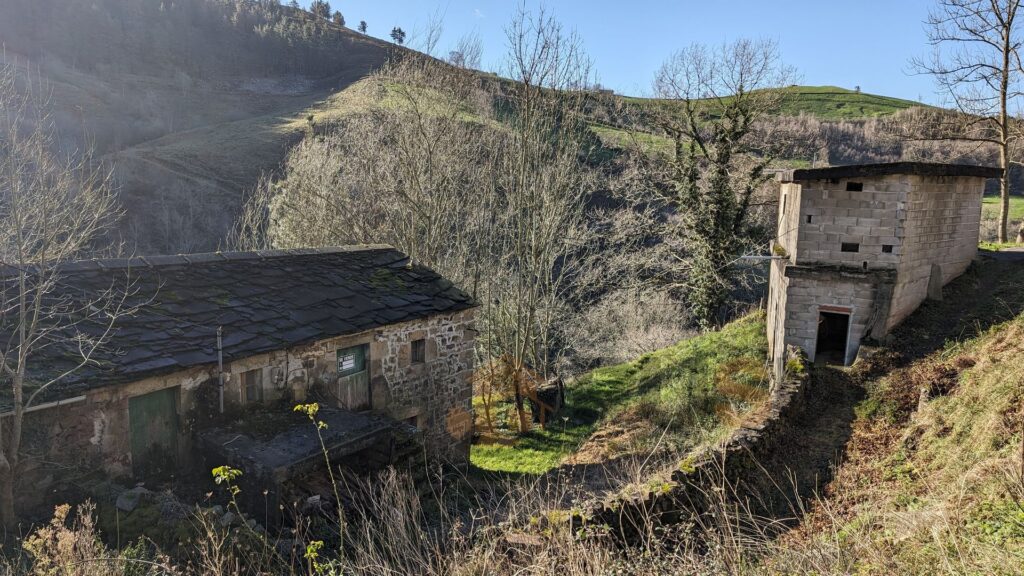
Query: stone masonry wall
[[887, 175, 984, 329], [374, 309, 476, 463], [16, 310, 476, 511]]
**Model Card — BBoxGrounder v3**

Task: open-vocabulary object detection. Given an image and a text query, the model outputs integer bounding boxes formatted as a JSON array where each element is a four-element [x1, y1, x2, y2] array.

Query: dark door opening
[[815, 311, 850, 365]]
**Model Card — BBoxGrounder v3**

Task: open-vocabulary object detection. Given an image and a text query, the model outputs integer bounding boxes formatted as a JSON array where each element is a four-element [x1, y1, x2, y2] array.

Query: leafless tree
[[449, 33, 484, 70], [913, 0, 1024, 243], [0, 62, 136, 527], [234, 8, 616, 434], [637, 39, 795, 327]]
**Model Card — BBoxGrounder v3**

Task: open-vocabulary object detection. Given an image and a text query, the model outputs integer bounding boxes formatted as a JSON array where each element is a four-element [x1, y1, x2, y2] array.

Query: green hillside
[[622, 85, 922, 121]]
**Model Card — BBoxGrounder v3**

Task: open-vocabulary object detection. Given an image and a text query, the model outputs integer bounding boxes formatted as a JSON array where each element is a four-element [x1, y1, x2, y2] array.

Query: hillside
[[471, 313, 768, 477], [621, 85, 923, 122], [755, 251, 1024, 573], [0, 0, 394, 254], [0, 0, 940, 255]]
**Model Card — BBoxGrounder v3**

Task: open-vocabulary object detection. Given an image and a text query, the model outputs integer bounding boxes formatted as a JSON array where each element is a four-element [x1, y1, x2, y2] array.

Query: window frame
[[411, 338, 426, 364], [241, 368, 263, 405]]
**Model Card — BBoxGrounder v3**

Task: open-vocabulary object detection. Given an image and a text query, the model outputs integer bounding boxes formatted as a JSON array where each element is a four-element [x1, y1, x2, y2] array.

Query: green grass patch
[[620, 85, 922, 122], [470, 312, 769, 475]]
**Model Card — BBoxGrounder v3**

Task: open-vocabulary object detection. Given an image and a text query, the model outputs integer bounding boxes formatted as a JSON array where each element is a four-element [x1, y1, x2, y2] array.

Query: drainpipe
[[217, 326, 225, 415]]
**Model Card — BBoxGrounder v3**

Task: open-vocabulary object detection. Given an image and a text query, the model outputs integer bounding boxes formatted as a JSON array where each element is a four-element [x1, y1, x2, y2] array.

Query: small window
[[337, 345, 367, 377], [411, 339, 426, 364], [841, 242, 860, 253], [806, 214, 813, 224], [242, 369, 263, 405], [882, 244, 894, 253], [846, 182, 863, 192]]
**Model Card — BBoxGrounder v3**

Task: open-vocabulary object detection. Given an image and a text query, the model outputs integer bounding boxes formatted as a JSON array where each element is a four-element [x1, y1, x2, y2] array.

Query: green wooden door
[[337, 345, 371, 411], [129, 387, 179, 479]]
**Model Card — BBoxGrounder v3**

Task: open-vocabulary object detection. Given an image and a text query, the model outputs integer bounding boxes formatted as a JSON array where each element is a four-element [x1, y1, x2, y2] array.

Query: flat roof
[[777, 162, 1002, 183]]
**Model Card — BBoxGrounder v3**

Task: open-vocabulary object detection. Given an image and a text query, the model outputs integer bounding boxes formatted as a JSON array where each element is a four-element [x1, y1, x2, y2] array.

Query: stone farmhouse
[[3, 246, 476, 515], [767, 162, 1000, 376]]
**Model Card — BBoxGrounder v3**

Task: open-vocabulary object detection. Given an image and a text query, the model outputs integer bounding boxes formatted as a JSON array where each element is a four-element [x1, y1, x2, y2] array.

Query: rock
[[210, 505, 224, 516], [115, 486, 152, 513], [157, 493, 190, 524], [218, 511, 237, 528]]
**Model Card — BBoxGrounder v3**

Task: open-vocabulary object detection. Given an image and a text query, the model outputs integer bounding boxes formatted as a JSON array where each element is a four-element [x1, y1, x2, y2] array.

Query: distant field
[[982, 194, 1024, 221], [621, 85, 922, 122]]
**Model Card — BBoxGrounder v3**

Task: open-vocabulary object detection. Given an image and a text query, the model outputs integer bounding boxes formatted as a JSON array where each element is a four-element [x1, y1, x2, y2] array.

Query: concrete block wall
[[887, 175, 984, 329], [766, 259, 790, 378], [776, 183, 803, 257], [792, 176, 906, 268], [778, 271, 878, 364]]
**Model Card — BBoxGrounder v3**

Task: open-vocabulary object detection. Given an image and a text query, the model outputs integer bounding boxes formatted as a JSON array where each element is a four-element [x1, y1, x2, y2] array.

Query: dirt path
[[749, 253, 1024, 520]]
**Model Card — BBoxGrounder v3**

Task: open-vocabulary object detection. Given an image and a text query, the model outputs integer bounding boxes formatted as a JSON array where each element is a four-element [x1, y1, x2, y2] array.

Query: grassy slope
[[471, 313, 768, 475], [979, 196, 1024, 250], [621, 85, 921, 121], [785, 255, 1024, 573], [590, 86, 923, 158]]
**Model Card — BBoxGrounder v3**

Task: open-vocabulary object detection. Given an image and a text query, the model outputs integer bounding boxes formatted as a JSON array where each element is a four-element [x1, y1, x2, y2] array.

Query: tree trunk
[[0, 464, 15, 530], [1000, 144, 1011, 244], [514, 384, 531, 434]]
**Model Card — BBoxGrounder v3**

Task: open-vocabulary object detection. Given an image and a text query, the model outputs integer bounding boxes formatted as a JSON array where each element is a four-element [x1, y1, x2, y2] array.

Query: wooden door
[[336, 344, 371, 411], [129, 387, 180, 479]]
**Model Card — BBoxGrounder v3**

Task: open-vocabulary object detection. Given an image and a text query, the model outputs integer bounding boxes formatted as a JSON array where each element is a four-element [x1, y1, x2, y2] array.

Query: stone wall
[[577, 348, 811, 541], [16, 310, 476, 514]]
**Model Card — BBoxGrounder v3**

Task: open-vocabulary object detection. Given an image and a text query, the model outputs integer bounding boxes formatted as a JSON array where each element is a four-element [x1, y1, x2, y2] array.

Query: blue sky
[[312, 1, 940, 103]]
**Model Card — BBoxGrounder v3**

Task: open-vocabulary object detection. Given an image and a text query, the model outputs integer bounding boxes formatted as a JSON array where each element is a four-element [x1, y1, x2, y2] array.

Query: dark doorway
[[816, 311, 850, 365], [129, 387, 180, 479]]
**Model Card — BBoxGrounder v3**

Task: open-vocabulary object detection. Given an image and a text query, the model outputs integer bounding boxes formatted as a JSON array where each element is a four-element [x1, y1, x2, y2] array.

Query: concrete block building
[[767, 162, 999, 375]]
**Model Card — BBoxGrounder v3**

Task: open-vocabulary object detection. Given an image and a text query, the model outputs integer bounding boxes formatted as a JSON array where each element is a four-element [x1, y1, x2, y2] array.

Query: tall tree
[[390, 27, 406, 45], [332, 11, 345, 26], [914, 0, 1024, 243], [311, 0, 331, 20], [0, 65, 136, 527], [358, 20, 367, 34], [652, 39, 795, 328]]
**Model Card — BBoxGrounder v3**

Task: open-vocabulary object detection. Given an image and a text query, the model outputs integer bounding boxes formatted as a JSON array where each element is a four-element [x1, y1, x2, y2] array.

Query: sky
[[311, 0, 942, 103]]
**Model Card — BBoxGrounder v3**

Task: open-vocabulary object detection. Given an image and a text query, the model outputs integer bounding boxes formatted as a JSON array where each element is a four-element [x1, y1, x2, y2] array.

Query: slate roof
[[777, 162, 1001, 183], [1, 246, 475, 406]]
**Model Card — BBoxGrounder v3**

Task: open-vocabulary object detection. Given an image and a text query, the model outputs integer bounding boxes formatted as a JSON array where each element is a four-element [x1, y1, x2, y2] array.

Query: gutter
[[0, 395, 87, 418]]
